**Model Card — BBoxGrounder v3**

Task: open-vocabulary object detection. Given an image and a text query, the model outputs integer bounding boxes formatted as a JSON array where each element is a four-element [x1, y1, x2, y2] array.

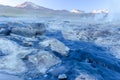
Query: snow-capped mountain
[[91, 9, 109, 14], [16, 2, 48, 10], [70, 9, 84, 14], [16, 2, 39, 9], [0, 1, 110, 17], [16, 2, 71, 14]]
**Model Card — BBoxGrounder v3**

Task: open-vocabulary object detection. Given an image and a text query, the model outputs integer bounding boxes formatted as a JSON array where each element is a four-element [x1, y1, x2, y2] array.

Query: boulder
[[11, 23, 46, 37], [0, 56, 27, 74], [75, 73, 97, 80], [28, 51, 61, 74], [0, 24, 11, 36], [58, 74, 67, 80], [0, 38, 35, 58], [0, 38, 35, 74], [39, 38, 70, 56]]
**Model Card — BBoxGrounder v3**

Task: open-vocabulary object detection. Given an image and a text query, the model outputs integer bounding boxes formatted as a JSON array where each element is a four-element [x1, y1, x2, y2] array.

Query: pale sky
[[0, 0, 118, 12]]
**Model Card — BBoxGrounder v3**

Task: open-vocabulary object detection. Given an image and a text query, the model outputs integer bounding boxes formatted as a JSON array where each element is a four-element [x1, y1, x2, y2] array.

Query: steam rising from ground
[[108, 0, 120, 21]]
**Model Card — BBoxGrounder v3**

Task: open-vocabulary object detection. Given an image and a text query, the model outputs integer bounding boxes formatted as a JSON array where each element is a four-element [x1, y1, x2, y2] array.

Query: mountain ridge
[[0, 1, 109, 17], [0, 1, 109, 14], [16, 1, 53, 11]]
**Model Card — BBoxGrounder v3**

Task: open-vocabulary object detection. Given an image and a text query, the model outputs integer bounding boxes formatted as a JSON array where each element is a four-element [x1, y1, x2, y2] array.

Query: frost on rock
[[0, 38, 22, 56], [28, 51, 61, 74], [0, 38, 35, 58], [39, 38, 70, 56], [0, 38, 35, 74], [75, 73, 98, 80], [0, 73, 23, 80], [62, 30, 82, 41], [61, 22, 120, 59], [0, 56, 27, 74], [0, 18, 120, 80], [11, 23, 46, 37]]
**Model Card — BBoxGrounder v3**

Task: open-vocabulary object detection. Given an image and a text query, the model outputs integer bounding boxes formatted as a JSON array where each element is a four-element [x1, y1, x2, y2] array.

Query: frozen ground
[[0, 16, 120, 80]]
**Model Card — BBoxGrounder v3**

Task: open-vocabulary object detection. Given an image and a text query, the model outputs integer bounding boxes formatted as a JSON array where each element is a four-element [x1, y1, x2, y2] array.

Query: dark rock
[[11, 23, 46, 37], [0, 24, 11, 36], [23, 41, 33, 47], [30, 23, 46, 36]]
